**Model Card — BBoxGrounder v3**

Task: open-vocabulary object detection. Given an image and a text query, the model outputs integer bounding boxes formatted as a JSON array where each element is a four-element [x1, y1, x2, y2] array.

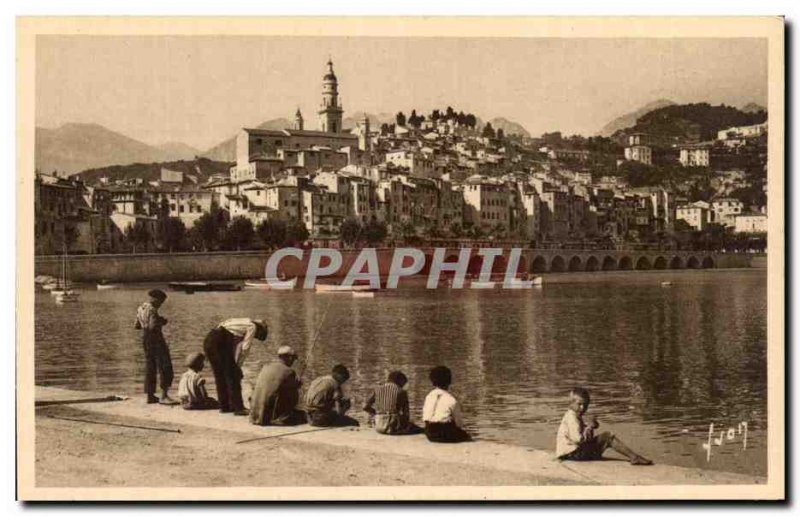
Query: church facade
[[231, 59, 366, 183]]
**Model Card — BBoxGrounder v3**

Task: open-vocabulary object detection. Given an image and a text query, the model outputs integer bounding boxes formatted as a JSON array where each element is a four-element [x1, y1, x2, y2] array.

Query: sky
[[35, 36, 768, 150]]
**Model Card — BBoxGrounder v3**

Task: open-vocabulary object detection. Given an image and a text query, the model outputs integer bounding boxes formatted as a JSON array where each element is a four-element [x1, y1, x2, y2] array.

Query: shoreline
[[34, 248, 763, 283], [33, 386, 765, 490], [38, 266, 765, 290]]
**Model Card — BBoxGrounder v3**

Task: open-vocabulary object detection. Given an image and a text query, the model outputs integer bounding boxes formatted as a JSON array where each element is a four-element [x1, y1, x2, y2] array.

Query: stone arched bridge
[[34, 247, 759, 283], [411, 248, 737, 275]]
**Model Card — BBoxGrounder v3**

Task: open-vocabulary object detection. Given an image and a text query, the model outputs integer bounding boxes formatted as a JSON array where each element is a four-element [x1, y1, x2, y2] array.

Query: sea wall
[[34, 248, 765, 283]]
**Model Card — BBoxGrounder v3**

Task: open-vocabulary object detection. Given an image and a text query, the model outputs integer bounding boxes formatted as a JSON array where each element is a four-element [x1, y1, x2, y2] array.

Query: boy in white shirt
[[422, 365, 471, 443], [556, 387, 652, 465], [178, 352, 218, 410]]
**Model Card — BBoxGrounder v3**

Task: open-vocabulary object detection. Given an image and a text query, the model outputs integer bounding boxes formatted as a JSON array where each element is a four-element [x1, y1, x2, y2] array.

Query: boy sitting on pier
[[363, 371, 422, 435], [177, 352, 219, 410], [305, 364, 360, 427], [556, 387, 652, 466], [422, 366, 471, 443]]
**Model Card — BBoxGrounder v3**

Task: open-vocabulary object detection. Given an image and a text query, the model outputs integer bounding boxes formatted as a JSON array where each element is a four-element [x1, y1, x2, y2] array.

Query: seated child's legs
[[564, 431, 614, 461], [425, 422, 471, 443]]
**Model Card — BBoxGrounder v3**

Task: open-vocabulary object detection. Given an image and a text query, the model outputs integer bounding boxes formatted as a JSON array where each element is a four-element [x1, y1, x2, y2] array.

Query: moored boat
[[168, 281, 242, 293], [243, 279, 293, 290], [54, 290, 80, 303], [52, 246, 79, 301], [97, 280, 120, 290], [314, 284, 373, 294]]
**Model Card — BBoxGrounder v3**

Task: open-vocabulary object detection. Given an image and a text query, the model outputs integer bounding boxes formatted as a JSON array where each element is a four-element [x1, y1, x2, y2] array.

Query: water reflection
[[35, 269, 767, 476]]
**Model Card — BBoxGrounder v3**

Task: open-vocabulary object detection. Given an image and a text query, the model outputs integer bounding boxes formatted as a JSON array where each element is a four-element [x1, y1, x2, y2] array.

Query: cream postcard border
[[15, 16, 785, 501]]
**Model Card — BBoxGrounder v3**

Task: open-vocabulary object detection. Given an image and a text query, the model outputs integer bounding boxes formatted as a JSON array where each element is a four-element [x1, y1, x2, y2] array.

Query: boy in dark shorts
[[556, 387, 653, 465], [422, 366, 471, 443]]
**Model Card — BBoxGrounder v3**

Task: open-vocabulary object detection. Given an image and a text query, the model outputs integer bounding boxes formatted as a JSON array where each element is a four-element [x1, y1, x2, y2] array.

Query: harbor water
[[34, 268, 767, 477]]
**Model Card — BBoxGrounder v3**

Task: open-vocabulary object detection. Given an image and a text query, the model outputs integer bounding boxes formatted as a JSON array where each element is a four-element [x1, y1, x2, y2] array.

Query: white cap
[[277, 345, 297, 356]]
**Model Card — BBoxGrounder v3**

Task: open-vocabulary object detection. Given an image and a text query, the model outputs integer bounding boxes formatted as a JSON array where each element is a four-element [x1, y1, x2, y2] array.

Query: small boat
[[168, 281, 242, 293], [54, 291, 80, 303], [35, 275, 57, 285], [52, 246, 79, 302], [661, 281, 673, 287], [42, 281, 59, 291], [352, 291, 376, 299], [531, 276, 543, 287], [469, 280, 497, 289], [243, 279, 293, 290], [97, 280, 120, 290], [315, 284, 373, 294]]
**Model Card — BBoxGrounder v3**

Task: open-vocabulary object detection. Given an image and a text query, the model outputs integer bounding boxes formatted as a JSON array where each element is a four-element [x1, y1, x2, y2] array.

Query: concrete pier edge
[[34, 386, 765, 487]]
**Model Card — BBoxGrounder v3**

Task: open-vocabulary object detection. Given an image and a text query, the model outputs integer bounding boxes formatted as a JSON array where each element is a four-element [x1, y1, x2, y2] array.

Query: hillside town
[[34, 59, 769, 256]]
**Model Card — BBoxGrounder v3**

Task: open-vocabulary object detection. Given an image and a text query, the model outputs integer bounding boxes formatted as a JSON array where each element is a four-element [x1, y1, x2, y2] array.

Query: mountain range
[[35, 123, 185, 175], [36, 113, 534, 173], [596, 99, 676, 137]]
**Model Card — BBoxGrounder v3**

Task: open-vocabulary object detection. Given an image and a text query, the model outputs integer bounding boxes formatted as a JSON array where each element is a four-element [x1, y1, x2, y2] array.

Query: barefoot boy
[[556, 387, 653, 465]]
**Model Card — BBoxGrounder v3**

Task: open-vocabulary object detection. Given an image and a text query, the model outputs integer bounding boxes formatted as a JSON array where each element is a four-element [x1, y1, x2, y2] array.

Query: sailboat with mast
[[52, 244, 79, 303]]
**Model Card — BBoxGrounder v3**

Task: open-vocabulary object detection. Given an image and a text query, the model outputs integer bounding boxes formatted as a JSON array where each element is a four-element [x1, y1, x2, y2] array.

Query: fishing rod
[[46, 414, 181, 433], [235, 426, 342, 445], [296, 294, 334, 380]]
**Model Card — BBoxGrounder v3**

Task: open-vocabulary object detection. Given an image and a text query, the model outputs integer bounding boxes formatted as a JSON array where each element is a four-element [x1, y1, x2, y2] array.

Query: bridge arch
[[531, 255, 547, 273], [669, 256, 683, 269], [686, 256, 700, 269], [550, 255, 566, 273], [635, 256, 652, 270], [568, 256, 582, 272], [585, 256, 600, 272], [618, 256, 633, 270], [516, 256, 528, 275], [701, 256, 715, 269], [653, 256, 667, 270], [601, 256, 616, 271]]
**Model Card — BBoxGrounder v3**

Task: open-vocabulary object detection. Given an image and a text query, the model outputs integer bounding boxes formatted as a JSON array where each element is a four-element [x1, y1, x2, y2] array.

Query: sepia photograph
[[15, 16, 785, 501]]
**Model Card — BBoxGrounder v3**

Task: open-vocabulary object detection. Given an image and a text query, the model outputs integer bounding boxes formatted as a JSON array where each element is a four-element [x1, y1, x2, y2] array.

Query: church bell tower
[[318, 58, 344, 133]]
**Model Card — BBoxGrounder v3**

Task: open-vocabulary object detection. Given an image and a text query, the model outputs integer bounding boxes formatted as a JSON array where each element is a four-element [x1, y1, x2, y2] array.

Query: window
[[179, 205, 185, 213]]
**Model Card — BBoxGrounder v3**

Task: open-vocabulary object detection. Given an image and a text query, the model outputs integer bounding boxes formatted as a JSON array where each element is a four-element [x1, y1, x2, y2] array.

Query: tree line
[[123, 205, 310, 253]]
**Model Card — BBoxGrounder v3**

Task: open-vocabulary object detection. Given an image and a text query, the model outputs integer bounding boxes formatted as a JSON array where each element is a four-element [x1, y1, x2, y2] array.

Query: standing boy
[[202, 318, 268, 415], [135, 289, 177, 405], [422, 365, 471, 443], [556, 387, 653, 465]]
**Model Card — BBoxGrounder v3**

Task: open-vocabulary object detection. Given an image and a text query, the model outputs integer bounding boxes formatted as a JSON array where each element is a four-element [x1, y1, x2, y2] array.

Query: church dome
[[323, 58, 337, 82]]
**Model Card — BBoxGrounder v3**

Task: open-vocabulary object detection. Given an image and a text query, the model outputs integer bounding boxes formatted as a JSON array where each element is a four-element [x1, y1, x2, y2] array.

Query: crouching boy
[[556, 387, 652, 465], [178, 352, 219, 410]]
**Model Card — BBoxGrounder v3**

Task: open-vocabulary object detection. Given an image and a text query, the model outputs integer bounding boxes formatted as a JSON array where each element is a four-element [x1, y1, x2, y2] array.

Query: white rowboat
[[315, 284, 373, 293]]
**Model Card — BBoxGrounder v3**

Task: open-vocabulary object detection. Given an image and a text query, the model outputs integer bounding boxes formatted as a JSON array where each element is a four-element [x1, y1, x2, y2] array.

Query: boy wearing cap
[[305, 364, 359, 427], [249, 346, 306, 426], [202, 318, 268, 416], [135, 289, 178, 405], [178, 352, 219, 410]]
